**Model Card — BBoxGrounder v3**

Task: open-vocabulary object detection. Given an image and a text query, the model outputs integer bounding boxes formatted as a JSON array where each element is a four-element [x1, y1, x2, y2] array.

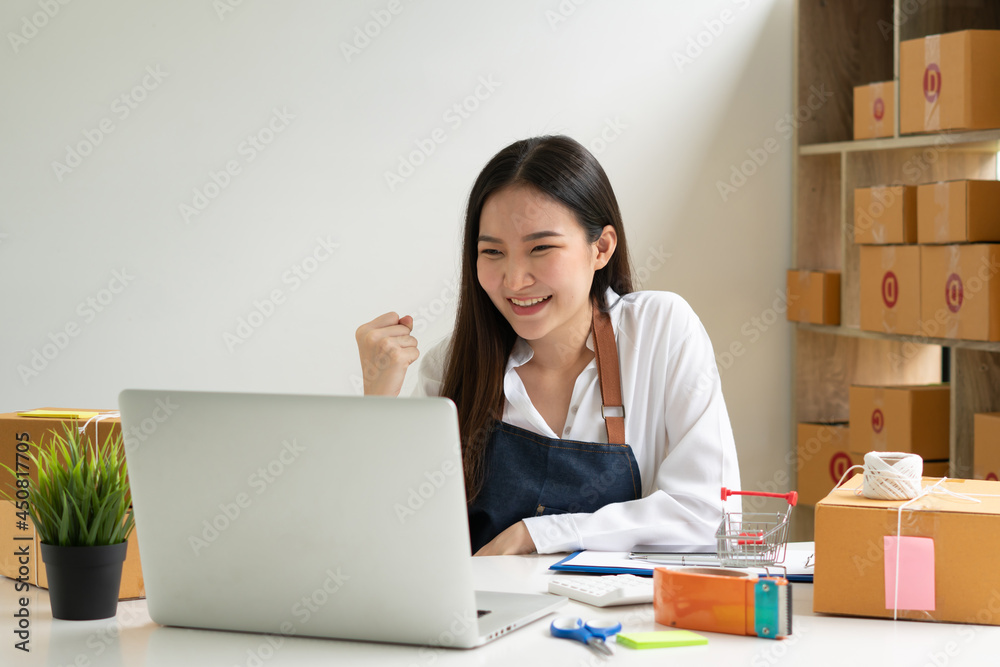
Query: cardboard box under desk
[[854, 185, 917, 245], [848, 385, 950, 460], [786, 270, 840, 325], [814, 476, 1000, 625], [917, 180, 1000, 244], [920, 245, 1000, 341], [974, 413, 1000, 481], [860, 245, 921, 335], [853, 81, 895, 140], [900, 30, 1000, 134]]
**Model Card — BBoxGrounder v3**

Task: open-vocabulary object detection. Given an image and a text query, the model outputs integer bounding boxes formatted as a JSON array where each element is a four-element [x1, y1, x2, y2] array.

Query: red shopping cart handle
[[721, 487, 798, 507]]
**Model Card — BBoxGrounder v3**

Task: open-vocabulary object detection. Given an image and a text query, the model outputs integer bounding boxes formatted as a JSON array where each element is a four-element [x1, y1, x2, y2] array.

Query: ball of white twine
[[862, 451, 923, 500]]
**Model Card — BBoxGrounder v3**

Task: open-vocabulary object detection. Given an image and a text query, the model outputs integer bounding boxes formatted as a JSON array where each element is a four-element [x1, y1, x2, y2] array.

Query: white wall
[[0, 0, 793, 495]]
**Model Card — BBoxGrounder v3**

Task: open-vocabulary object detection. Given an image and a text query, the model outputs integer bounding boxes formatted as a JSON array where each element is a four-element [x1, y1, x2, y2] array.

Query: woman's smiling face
[[476, 184, 614, 345]]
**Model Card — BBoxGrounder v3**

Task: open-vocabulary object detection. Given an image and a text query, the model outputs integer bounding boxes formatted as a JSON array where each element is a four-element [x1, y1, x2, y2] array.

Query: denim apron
[[467, 305, 642, 553]]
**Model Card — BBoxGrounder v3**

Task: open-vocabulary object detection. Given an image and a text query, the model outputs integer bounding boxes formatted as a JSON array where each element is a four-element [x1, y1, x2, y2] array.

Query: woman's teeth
[[511, 296, 550, 307]]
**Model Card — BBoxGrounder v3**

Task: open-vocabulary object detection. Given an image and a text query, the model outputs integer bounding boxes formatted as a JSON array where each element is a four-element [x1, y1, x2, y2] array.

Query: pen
[[627, 554, 722, 566]]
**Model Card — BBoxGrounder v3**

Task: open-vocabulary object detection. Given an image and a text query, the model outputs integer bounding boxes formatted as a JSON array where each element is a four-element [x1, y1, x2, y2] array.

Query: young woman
[[356, 135, 740, 556]]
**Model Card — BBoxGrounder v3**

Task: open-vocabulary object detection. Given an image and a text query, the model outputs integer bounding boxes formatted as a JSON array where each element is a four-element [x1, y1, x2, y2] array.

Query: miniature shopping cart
[[716, 488, 797, 568]]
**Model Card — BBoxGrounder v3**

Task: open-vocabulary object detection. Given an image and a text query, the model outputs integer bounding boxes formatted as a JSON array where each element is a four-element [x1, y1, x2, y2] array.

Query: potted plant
[[3, 421, 134, 620]]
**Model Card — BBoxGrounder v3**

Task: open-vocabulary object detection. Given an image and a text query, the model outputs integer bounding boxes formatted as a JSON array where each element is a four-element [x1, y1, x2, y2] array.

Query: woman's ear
[[594, 225, 617, 270]]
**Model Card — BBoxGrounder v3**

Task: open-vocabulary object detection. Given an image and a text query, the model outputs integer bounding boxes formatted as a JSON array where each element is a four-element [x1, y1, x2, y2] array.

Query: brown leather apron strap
[[591, 304, 625, 445]]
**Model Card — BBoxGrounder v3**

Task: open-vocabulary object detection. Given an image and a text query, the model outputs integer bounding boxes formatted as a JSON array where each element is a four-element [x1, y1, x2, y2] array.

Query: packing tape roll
[[862, 451, 923, 500]]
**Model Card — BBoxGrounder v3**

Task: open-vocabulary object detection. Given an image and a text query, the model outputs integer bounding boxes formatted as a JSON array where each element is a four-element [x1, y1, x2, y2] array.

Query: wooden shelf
[[790, 1, 1000, 536], [796, 323, 1000, 353], [800, 130, 1000, 156]]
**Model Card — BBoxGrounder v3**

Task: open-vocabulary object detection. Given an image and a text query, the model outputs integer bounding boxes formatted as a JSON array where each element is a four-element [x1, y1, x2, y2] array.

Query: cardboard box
[[0, 500, 144, 600], [860, 245, 921, 335], [920, 244, 1000, 341], [849, 385, 950, 460], [917, 180, 1000, 244], [797, 423, 862, 506], [0, 409, 144, 599], [814, 475, 1000, 625], [0, 409, 122, 499], [923, 461, 950, 478], [854, 186, 917, 244], [900, 30, 1000, 134], [786, 270, 840, 325], [974, 413, 1000, 481], [854, 81, 895, 140]]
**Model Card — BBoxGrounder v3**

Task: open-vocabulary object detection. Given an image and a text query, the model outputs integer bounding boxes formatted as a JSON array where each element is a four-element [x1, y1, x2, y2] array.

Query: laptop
[[118, 389, 565, 648]]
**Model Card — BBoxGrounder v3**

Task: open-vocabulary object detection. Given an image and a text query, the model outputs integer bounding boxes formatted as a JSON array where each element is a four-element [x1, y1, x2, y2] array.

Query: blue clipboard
[[549, 551, 814, 583], [549, 551, 655, 577]]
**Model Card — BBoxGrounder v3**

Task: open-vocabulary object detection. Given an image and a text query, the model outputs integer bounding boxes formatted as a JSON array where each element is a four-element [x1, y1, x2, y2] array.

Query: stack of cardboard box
[[796, 385, 951, 508], [0, 410, 144, 600], [853, 29, 1000, 343], [808, 30, 1000, 628]]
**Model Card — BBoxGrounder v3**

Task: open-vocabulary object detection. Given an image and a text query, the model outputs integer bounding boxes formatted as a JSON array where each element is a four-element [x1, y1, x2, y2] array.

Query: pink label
[[884, 536, 936, 611]]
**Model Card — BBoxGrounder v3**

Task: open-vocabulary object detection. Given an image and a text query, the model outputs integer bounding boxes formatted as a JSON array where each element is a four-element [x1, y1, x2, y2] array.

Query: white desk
[[3, 555, 999, 666]]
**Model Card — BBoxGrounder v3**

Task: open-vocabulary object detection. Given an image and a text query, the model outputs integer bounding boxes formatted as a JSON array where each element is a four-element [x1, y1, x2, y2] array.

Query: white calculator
[[547, 574, 654, 607]]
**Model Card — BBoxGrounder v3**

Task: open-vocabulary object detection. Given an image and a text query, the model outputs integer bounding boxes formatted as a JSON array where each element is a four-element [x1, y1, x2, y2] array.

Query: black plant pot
[[40, 541, 127, 620]]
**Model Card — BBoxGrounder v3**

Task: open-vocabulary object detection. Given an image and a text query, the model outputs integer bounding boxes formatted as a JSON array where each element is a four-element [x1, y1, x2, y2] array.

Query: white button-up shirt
[[413, 288, 741, 553]]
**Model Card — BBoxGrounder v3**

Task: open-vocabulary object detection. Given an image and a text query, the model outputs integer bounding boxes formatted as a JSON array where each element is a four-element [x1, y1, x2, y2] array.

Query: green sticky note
[[616, 630, 708, 649]]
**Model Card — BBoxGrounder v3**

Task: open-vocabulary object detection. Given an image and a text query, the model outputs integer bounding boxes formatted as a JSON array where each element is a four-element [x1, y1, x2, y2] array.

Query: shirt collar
[[506, 287, 623, 370]]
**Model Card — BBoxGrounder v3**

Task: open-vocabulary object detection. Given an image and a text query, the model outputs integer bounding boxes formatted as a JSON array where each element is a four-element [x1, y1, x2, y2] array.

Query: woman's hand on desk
[[474, 521, 537, 556], [355, 312, 420, 396]]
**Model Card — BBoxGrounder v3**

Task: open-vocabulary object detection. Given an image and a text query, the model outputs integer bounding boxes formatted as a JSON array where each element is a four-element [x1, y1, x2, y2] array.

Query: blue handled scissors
[[550, 617, 622, 657]]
